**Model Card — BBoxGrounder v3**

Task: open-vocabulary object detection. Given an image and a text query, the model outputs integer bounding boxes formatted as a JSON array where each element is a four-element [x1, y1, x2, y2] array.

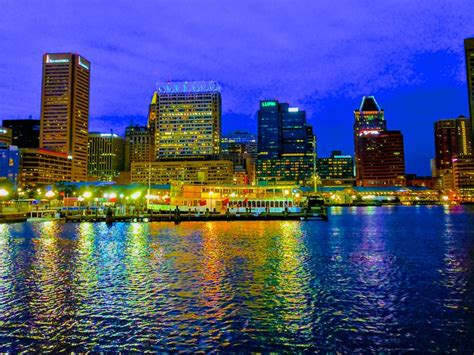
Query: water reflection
[[0, 206, 473, 352]]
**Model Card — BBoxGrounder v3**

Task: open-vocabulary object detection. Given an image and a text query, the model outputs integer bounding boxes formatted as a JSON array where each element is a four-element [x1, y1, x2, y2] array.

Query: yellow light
[[109, 192, 117, 199], [83, 191, 92, 198], [45, 190, 55, 198], [442, 195, 449, 201], [131, 192, 141, 200], [0, 188, 8, 197]]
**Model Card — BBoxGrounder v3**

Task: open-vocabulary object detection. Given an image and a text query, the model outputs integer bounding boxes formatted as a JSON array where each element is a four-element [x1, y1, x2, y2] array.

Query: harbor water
[[0, 205, 473, 352]]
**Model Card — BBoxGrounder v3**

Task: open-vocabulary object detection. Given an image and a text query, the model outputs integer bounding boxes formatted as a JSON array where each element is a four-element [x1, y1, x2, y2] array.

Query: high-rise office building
[[317, 151, 355, 186], [88, 132, 124, 181], [2, 118, 40, 148], [221, 131, 257, 184], [257, 100, 314, 183], [40, 53, 90, 181], [355, 131, 406, 186], [124, 125, 153, 171], [149, 81, 221, 160], [354, 96, 406, 186], [434, 117, 472, 172], [0, 127, 12, 146], [464, 38, 474, 149]]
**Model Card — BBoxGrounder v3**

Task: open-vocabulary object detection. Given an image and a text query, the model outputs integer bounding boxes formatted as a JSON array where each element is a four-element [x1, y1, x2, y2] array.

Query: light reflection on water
[[0, 206, 473, 352]]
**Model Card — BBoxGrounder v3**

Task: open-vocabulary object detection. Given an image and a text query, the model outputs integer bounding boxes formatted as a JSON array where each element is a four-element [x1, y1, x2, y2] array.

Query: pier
[[64, 209, 328, 223]]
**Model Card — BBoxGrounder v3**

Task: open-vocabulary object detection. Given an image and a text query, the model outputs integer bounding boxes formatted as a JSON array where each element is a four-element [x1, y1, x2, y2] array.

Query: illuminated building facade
[[452, 156, 474, 201], [19, 148, 72, 187], [257, 100, 314, 183], [2, 118, 40, 148], [131, 160, 233, 185], [221, 131, 257, 184], [353, 96, 386, 135], [40, 53, 90, 181], [433, 117, 472, 190], [355, 131, 406, 186], [0, 144, 20, 188], [0, 127, 12, 146], [465, 38, 474, 149], [88, 132, 124, 181], [434, 117, 472, 172], [317, 151, 355, 186], [354, 96, 406, 186], [124, 125, 153, 171], [150, 81, 221, 160]]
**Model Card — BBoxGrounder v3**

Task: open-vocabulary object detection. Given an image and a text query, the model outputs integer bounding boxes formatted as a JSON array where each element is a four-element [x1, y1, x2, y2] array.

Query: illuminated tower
[[150, 81, 221, 160], [354, 96, 405, 186], [353, 96, 386, 136], [40, 53, 90, 181]]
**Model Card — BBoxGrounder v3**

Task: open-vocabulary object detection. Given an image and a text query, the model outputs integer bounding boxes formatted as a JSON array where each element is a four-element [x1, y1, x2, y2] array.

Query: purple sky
[[1, 0, 473, 175]]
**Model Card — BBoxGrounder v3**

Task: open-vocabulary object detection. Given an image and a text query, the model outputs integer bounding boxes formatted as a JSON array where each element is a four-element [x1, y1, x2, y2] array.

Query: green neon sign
[[261, 101, 277, 107]]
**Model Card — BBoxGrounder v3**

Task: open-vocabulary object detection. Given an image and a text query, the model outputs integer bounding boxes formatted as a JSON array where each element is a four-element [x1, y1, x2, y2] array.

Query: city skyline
[[1, 1, 474, 176]]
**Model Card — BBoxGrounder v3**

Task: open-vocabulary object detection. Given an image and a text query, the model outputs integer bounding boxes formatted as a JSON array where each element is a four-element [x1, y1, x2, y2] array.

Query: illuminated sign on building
[[261, 101, 277, 107], [78, 56, 90, 70], [46, 55, 70, 64], [288, 107, 299, 112], [359, 130, 381, 136]]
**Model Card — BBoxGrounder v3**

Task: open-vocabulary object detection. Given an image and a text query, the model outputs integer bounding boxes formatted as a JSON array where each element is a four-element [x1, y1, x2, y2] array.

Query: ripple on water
[[0, 206, 473, 352]]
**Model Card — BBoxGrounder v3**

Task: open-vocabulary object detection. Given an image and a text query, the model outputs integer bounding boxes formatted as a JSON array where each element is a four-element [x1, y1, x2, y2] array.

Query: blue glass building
[[257, 100, 314, 183]]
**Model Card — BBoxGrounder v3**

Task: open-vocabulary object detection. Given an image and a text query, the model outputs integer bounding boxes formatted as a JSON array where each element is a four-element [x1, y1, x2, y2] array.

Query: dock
[[64, 210, 328, 223]]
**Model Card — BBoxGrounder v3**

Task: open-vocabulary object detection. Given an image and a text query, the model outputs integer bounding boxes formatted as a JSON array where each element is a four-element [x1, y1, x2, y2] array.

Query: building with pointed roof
[[354, 96, 406, 186]]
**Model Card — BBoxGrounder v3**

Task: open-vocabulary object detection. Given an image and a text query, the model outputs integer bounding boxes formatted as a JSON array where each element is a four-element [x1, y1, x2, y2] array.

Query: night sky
[[1, 1, 473, 175]]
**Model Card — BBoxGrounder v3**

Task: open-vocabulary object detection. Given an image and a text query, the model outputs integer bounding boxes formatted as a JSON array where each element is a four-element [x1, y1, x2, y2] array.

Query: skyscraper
[[464, 38, 474, 149], [40, 53, 90, 181], [257, 100, 314, 183], [354, 96, 406, 186], [355, 131, 406, 186], [221, 131, 257, 184], [433, 117, 472, 191], [434, 117, 472, 172], [124, 125, 153, 171], [88, 132, 124, 181], [149, 81, 221, 160]]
